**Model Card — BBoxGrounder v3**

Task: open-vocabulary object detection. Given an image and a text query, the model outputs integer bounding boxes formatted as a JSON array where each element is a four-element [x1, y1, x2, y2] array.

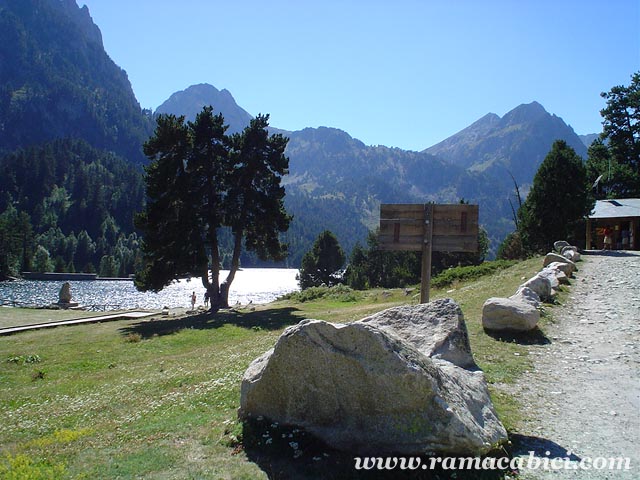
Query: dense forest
[[0, 139, 145, 277], [0, 0, 151, 278], [283, 191, 370, 267]]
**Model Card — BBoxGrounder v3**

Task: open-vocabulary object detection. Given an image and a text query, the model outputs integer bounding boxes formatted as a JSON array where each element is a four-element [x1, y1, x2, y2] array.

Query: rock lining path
[[512, 251, 640, 479]]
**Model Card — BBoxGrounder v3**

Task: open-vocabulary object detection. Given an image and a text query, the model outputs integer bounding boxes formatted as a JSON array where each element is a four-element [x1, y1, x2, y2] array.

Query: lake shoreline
[[0, 268, 300, 312], [20, 272, 133, 281]]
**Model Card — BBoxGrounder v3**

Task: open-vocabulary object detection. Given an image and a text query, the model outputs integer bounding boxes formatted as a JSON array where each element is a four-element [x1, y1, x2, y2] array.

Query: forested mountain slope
[[0, 0, 152, 163]]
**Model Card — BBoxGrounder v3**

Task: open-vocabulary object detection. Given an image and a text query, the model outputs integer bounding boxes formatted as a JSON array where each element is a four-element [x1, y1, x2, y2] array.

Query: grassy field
[[0, 257, 550, 479], [0, 308, 118, 329]]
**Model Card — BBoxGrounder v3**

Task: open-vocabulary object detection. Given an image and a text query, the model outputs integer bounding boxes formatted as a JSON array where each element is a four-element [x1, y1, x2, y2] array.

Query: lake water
[[0, 269, 299, 311]]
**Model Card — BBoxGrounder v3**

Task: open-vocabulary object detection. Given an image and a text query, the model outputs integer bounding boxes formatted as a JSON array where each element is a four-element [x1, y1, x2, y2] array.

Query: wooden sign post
[[378, 204, 479, 303]]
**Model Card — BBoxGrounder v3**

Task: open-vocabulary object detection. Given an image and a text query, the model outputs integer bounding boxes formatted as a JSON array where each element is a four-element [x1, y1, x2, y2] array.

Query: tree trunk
[[205, 286, 224, 312], [204, 282, 231, 312], [218, 282, 230, 309], [216, 216, 246, 311], [204, 232, 236, 312], [203, 221, 223, 312]]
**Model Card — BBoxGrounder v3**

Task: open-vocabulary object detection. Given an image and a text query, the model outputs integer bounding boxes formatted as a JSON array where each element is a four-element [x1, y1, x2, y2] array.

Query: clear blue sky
[[81, 0, 639, 151]]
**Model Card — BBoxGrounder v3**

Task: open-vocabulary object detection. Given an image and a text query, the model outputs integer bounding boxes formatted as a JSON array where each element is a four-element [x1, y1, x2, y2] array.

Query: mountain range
[[425, 102, 588, 186], [156, 83, 595, 260], [0, 0, 599, 271]]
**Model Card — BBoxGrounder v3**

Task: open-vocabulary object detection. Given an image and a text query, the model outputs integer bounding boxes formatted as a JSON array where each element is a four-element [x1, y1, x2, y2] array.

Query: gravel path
[[512, 251, 640, 479]]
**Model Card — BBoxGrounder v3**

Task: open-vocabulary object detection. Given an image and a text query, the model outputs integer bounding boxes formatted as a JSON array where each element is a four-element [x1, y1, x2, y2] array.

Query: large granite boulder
[[482, 297, 540, 332], [239, 299, 507, 455]]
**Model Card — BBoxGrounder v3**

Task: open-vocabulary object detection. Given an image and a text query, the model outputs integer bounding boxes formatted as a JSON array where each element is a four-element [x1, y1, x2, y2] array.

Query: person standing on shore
[[190, 291, 196, 311], [603, 226, 613, 251]]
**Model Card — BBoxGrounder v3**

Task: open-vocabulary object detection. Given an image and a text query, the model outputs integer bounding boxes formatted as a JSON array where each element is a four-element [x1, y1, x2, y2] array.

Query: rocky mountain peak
[[499, 101, 550, 127], [155, 83, 253, 133], [52, 0, 104, 46]]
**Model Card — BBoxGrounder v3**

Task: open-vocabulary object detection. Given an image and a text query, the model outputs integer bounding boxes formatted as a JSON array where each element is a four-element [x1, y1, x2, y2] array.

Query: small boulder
[[239, 300, 507, 455], [58, 282, 72, 303], [543, 262, 571, 284], [554, 240, 570, 253], [538, 268, 561, 290], [545, 260, 574, 277], [543, 253, 576, 275], [521, 274, 553, 301], [509, 286, 541, 308], [482, 297, 540, 332], [561, 246, 581, 262]]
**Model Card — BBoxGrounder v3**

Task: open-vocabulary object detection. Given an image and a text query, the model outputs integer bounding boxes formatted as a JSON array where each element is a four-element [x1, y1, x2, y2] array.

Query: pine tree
[[0, 206, 34, 277], [600, 72, 640, 184], [221, 115, 291, 299], [299, 230, 345, 289], [134, 114, 201, 291], [343, 230, 421, 289], [135, 108, 290, 311], [518, 140, 594, 253], [587, 72, 640, 198], [33, 245, 54, 273]]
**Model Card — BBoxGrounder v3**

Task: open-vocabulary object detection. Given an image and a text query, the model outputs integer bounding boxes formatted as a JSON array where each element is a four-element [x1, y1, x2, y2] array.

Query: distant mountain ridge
[[281, 126, 510, 261], [579, 133, 599, 147], [155, 84, 252, 134], [425, 101, 588, 186], [157, 85, 598, 260], [160, 86, 592, 194]]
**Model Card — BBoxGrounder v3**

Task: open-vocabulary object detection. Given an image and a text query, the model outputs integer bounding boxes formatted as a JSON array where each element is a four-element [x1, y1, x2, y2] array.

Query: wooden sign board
[[379, 204, 478, 252], [378, 204, 424, 251], [378, 203, 479, 303]]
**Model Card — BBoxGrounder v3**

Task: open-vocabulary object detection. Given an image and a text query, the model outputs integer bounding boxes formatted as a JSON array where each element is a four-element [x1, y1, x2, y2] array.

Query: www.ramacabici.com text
[[354, 451, 632, 472]]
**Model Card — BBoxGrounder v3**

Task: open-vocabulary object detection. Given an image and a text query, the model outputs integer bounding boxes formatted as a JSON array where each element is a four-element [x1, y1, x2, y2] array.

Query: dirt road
[[513, 251, 640, 479]]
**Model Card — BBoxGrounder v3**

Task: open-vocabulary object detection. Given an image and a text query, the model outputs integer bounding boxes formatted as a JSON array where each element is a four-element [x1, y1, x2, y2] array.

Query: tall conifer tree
[[587, 72, 640, 198], [298, 230, 345, 289], [518, 140, 594, 252], [135, 108, 290, 310]]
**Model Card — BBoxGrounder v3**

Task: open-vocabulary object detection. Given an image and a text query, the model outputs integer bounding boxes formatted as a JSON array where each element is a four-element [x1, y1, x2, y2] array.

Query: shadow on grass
[[241, 418, 512, 480], [510, 433, 581, 462], [484, 327, 551, 346], [119, 307, 302, 339]]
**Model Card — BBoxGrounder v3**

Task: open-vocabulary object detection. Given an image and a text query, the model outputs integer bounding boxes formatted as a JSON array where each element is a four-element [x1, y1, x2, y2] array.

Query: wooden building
[[586, 198, 640, 250]]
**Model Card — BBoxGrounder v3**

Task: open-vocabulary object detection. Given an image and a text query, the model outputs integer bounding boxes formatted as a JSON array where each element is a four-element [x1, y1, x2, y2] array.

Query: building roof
[[589, 198, 640, 219]]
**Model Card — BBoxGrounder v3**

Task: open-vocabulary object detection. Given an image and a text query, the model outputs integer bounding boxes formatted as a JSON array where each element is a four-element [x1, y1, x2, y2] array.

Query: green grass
[[0, 308, 113, 329], [431, 260, 518, 288], [0, 256, 548, 478]]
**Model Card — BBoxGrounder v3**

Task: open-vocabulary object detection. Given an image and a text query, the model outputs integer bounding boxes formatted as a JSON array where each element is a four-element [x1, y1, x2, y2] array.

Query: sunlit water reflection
[[0, 269, 299, 310]]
